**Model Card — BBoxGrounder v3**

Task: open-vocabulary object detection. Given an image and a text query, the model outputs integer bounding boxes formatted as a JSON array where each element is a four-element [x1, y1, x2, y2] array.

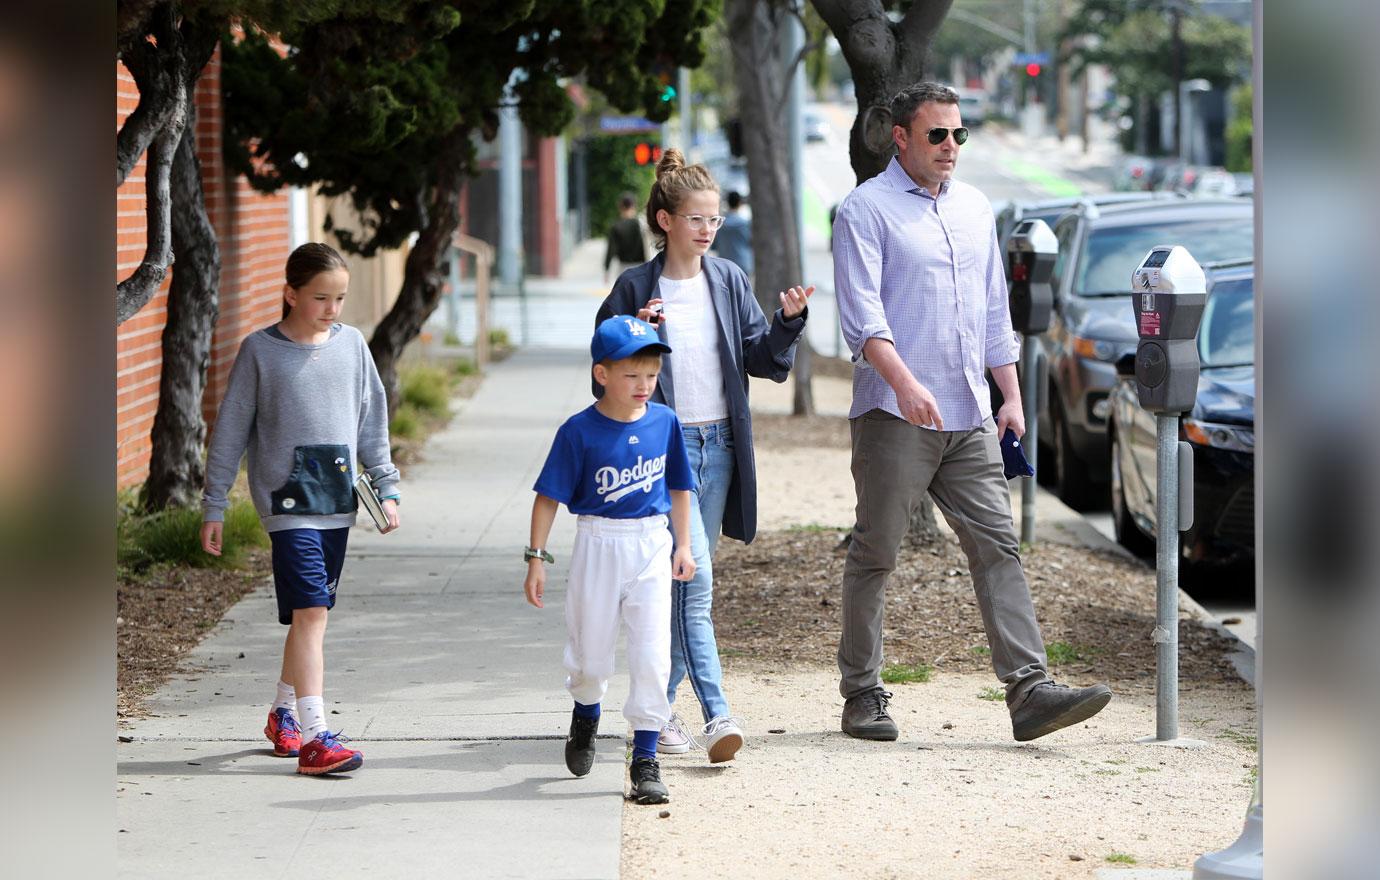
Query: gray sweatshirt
[[202, 324, 400, 532]]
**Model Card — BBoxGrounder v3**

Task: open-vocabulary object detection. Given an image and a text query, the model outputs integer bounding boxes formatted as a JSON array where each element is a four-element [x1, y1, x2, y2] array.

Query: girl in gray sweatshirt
[[200, 242, 400, 776]]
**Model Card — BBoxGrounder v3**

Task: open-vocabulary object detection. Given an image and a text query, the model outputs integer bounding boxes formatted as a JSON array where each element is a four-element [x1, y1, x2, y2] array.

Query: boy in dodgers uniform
[[523, 316, 696, 805]]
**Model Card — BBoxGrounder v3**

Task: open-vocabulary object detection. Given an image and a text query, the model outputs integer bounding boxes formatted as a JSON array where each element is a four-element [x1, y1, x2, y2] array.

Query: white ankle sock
[[297, 695, 327, 740], [273, 680, 296, 715]]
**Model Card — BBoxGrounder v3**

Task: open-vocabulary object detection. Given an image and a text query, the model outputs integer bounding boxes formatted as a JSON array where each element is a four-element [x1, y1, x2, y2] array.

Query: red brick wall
[[116, 50, 291, 488]]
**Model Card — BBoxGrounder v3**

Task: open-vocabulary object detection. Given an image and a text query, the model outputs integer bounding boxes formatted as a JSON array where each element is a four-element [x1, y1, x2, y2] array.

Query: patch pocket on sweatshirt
[[271, 445, 356, 516]]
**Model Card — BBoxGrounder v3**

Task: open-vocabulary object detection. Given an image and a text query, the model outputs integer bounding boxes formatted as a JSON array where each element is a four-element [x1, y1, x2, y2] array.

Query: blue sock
[[573, 701, 601, 720], [632, 729, 658, 761]]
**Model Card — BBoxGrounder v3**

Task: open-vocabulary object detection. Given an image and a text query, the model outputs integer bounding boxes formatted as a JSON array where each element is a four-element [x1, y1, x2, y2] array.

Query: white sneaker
[[702, 715, 745, 764], [657, 714, 692, 755]]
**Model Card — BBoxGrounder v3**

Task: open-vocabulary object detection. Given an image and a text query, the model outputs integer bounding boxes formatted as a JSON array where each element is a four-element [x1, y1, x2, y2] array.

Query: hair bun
[[656, 147, 686, 179]]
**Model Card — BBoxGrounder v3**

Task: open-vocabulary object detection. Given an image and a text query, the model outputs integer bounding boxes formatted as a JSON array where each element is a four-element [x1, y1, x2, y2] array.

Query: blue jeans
[[668, 420, 734, 722]]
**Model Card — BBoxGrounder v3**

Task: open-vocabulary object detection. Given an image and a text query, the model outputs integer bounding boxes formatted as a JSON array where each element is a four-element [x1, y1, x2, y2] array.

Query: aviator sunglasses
[[926, 126, 969, 145]]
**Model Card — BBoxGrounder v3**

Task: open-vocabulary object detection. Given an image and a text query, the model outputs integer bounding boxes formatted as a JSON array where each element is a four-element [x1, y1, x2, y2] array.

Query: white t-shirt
[[658, 271, 728, 423]]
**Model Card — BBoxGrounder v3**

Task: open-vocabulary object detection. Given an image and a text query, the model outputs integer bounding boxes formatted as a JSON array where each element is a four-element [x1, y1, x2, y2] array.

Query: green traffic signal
[[660, 85, 676, 102]]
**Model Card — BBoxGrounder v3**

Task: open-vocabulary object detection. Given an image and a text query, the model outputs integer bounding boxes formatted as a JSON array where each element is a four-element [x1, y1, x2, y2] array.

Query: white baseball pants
[[563, 514, 673, 732]]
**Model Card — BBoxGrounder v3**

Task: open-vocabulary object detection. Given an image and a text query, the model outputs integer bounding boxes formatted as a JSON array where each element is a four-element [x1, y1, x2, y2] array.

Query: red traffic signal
[[633, 142, 663, 166], [1025, 62, 1042, 77]]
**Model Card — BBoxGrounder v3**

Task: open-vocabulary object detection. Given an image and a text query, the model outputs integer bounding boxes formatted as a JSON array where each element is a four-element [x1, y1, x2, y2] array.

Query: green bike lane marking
[[804, 186, 832, 240], [998, 156, 1085, 198]]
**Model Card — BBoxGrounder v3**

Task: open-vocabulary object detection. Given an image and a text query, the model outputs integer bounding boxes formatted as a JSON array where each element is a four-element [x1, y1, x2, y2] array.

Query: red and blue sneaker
[[297, 730, 363, 776], [264, 708, 301, 757]]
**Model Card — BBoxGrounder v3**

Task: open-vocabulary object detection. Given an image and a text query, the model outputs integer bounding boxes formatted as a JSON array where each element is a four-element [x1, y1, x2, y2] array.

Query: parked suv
[[1034, 198, 1253, 508], [995, 191, 1181, 262]]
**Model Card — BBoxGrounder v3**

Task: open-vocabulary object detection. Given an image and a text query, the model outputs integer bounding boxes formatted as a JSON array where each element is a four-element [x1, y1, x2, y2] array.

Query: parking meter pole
[[1020, 337, 1039, 546], [1005, 217, 1056, 547], [1130, 245, 1207, 749], [1154, 413, 1180, 741]]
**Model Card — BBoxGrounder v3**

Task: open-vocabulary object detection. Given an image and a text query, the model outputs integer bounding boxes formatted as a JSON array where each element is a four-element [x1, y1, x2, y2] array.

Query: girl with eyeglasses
[[595, 148, 815, 766]]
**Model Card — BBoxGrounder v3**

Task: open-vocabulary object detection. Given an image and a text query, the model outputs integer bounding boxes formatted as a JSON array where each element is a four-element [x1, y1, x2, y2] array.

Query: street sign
[[1013, 52, 1050, 66], [599, 115, 659, 133]]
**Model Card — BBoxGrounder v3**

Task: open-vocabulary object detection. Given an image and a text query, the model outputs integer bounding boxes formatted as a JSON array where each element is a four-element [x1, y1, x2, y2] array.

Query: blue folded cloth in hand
[[1001, 428, 1035, 480]]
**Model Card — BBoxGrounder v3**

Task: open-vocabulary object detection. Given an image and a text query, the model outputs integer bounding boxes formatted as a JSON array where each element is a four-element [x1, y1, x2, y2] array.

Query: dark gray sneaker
[[841, 687, 898, 741], [1010, 681, 1113, 742], [628, 756, 669, 804], [564, 711, 598, 777]]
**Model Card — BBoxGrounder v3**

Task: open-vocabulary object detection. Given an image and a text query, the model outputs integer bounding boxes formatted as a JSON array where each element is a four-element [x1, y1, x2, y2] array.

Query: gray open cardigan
[[594, 251, 806, 544]]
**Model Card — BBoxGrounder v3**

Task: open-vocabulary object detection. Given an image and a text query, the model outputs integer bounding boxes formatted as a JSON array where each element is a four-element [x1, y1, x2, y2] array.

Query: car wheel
[[1110, 430, 1155, 558], [1053, 400, 1101, 511]]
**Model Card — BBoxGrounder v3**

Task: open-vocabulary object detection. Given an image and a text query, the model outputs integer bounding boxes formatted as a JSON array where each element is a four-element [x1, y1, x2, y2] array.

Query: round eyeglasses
[[675, 214, 726, 231]]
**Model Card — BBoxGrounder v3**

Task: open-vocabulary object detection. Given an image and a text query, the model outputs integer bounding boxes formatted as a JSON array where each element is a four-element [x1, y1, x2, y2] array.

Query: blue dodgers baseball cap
[[591, 315, 672, 364], [1001, 428, 1035, 480]]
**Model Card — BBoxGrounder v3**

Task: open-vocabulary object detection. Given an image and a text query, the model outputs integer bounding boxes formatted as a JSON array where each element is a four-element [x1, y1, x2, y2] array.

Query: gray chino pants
[[837, 409, 1050, 702]]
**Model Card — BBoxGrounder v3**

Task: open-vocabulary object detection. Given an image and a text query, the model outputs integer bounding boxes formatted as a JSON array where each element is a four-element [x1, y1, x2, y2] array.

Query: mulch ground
[[117, 553, 269, 721], [721, 406, 1244, 690], [712, 529, 1243, 689]]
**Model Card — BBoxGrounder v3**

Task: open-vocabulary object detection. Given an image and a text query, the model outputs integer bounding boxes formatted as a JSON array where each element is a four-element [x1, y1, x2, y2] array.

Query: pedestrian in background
[[200, 242, 401, 776], [710, 190, 753, 279], [831, 82, 1112, 743], [597, 148, 814, 765], [604, 192, 648, 284]]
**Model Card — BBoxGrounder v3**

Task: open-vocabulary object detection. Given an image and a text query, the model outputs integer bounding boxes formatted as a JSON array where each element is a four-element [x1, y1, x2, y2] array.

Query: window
[[1075, 218, 1254, 296], [1199, 278, 1254, 367]]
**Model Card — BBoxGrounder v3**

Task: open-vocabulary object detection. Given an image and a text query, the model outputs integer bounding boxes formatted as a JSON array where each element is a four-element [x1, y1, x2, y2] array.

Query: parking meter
[[1006, 218, 1058, 334], [1130, 244, 1207, 748], [1131, 246, 1206, 413]]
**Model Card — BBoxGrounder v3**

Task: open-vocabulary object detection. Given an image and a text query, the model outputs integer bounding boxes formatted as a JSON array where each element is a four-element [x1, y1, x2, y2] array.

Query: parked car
[[1155, 161, 1207, 193], [1189, 167, 1238, 197], [1107, 260, 1255, 568], [958, 90, 989, 126], [1113, 154, 1159, 191], [1033, 198, 1254, 509], [994, 191, 1180, 258], [804, 110, 830, 143]]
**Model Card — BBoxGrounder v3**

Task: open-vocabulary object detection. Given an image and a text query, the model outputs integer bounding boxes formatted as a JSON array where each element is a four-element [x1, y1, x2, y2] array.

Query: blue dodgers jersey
[[534, 403, 694, 518]]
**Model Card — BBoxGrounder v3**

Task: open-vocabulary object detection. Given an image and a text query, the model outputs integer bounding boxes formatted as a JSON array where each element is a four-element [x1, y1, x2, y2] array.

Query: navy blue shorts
[[269, 527, 350, 626]]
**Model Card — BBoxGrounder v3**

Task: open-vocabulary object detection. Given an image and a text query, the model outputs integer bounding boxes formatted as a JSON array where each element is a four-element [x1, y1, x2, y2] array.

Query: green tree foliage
[[1225, 83, 1251, 172], [1065, 1, 1249, 99], [224, 0, 718, 258]]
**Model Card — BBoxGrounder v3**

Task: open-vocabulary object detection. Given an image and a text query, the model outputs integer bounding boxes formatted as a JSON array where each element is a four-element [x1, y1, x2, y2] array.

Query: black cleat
[[564, 710, 599, 777], [628, 756, 669, 805]]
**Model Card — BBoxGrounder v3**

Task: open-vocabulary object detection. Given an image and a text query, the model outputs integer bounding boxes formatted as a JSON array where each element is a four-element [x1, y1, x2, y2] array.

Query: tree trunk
[[368, 130, 468, 416], [726, 0, 812, 414], [116, 0, 187, 325], [811, 0, 953, 185], [142, 23, 223, 512]]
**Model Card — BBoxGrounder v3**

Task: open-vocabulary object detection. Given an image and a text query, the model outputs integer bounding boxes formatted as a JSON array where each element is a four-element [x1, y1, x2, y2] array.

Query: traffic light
[[1025, 62, 1042, 78], [656, 68, 676, 103], [634, 142, 663, 166]]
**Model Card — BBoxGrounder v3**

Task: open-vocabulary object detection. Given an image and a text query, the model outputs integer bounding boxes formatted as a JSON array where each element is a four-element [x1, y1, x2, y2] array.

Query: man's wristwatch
[[524, 546, 555, 564]]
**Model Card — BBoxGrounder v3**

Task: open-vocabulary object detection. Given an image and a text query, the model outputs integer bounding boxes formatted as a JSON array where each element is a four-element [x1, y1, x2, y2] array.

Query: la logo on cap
[[625, 318, 646, 336]]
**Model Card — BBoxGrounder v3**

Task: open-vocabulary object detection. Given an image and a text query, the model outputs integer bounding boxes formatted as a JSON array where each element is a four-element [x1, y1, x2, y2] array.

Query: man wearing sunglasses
[[831, 82, 1112, 744]]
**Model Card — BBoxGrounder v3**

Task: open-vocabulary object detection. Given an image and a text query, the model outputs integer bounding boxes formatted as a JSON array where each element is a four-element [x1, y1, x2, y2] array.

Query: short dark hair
[[618, 192, 637, 211], [726, 190, 743, 210], [889, 82, 959, 130]]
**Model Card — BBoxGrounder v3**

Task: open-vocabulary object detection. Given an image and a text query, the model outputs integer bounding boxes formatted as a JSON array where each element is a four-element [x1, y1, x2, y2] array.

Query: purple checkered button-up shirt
[[833, 157, 1020, 429]]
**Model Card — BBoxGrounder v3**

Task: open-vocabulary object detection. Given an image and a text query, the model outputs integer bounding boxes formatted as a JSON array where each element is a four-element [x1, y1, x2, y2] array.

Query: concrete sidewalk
[[116, 348, 629, 879]]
